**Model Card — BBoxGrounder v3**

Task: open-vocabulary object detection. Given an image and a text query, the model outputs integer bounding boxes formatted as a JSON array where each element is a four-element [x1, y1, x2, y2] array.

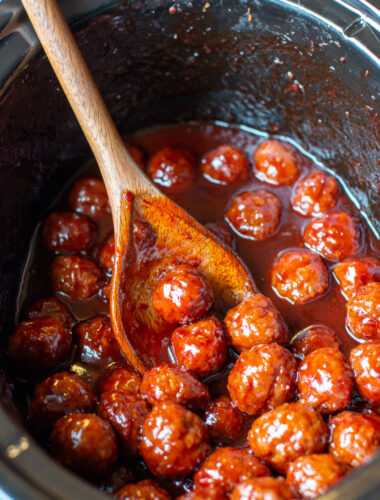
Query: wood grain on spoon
[[22, 0, 256, 373]]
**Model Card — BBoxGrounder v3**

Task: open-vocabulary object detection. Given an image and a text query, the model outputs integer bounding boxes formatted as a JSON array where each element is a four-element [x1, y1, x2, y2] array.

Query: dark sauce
[[16, 122, 380, 494]]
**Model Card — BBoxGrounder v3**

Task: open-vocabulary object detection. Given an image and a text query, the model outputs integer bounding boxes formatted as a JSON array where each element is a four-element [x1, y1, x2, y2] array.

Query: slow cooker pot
[[0, 0, 379, 498]]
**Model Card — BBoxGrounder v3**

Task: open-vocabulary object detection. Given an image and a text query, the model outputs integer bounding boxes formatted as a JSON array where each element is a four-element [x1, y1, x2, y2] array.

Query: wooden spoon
[[22, 0, 256, 373]]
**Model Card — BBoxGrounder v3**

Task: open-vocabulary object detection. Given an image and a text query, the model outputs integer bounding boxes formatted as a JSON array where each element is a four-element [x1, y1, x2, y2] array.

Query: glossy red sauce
[[16, 122, 380, 495]]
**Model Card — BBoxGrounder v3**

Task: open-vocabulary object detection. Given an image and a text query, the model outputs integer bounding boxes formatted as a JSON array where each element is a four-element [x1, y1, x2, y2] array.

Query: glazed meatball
[[333, 257, 380, 299], [205, 221, 235, 247], [303, 210, 361, 261], [346, 282, 380, 340], [152, 265, 214, 324], [287, 454, 345, 499], [291, 171, 339, 217], [75, 316, 123, 367], [254, 140, 298, 186], [68, 177, 111, 219], [42, 212, 96, 253], [28, 372, 96, 431], [97, 364, 141, 396], [297, 347, 354, 414], [51, 414, 117, 480], [248, 402, 329, 473], [51, 255, 104, 301], [224, 294, 288, 351], [147, 146, 196, 192], [231, 477, 294, 500], [98, 234, 115, 273], [291, 325, 341, 360], [270, 250, 329, 305], [172, 316, 227, 377], [225, 190, 282, 240], [25, 297, 74, 329], [227, 344, 297, 415], [98, 391, 150, 456], [9, 317, 71, 374], [140, 363, 210, 411], [350, 342, 380, 405], [203, 396, 245, 443], [194, 447, 269, 494], [140, 402, 209, 477], [115, 480, 170, 500], [201, 145, 250, 185], [329, 411, 380, 467]]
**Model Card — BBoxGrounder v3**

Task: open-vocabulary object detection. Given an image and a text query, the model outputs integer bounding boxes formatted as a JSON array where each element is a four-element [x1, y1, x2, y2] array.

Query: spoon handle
[[21, 0, 156, 214]]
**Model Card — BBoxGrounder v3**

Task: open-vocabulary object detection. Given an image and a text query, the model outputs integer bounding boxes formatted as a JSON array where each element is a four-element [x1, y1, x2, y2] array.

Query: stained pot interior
[[0, 0, 379, 498]]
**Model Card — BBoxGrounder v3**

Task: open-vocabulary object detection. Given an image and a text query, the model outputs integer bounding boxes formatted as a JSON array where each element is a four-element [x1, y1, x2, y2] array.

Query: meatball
[[172, 316, 227, 377], [68, 177, 111, 219], [254, 140, 298, 186], [303, 211, 361, 261], [115, 480, 170, 500], [75, 316, 123, 367], [203, 396, 245, 443], [140, 363, 210, 411], [287, 454, 345, 499], [227, 344, 297, 415], [147, 146, 196, 192], [152, 265, 214, 324], [329, 411, 380, 467], [97, 365, 141, 396], [25, 297, 74, 329], [231, 477, 294, 500], [98, 234, 115, 273], [297, 347, 354, 414], [29, 372, 96, 431], [98, 391, 150, 455], [224, 294, 288, 351], [270, 250, 329, 305], [291, 325, 341, 360], [225, 190, 282, 240], [346, 282, 380, 340], [194, 447, 269, 494], [291, 171, 339, 217], [8, 317, 71, 374], [333, 257, 380, 299], [51, 414, 117, 480], [201, 145, 250, 185], [205, 221, 235, 248], [42, 212, 96, 253], [248, 402, 328, 473], [140, 402, 209, 477], [51, 255, 104, 301], [350, 341, 380, 405]]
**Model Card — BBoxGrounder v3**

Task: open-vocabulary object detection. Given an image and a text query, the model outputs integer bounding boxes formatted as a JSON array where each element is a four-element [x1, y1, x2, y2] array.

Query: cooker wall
[[0, 1, 379, 499]]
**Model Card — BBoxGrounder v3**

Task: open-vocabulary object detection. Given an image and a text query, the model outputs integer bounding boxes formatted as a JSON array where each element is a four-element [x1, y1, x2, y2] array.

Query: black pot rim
[[0, 1, 379, 499]]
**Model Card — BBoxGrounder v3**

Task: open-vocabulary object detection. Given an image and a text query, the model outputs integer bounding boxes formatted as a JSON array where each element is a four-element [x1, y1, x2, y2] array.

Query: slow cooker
[[0, 0, 379, 498]]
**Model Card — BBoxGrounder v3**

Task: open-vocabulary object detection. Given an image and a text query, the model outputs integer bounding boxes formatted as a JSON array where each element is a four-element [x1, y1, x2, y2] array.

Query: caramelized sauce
[[16, 122, 380, 494]]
